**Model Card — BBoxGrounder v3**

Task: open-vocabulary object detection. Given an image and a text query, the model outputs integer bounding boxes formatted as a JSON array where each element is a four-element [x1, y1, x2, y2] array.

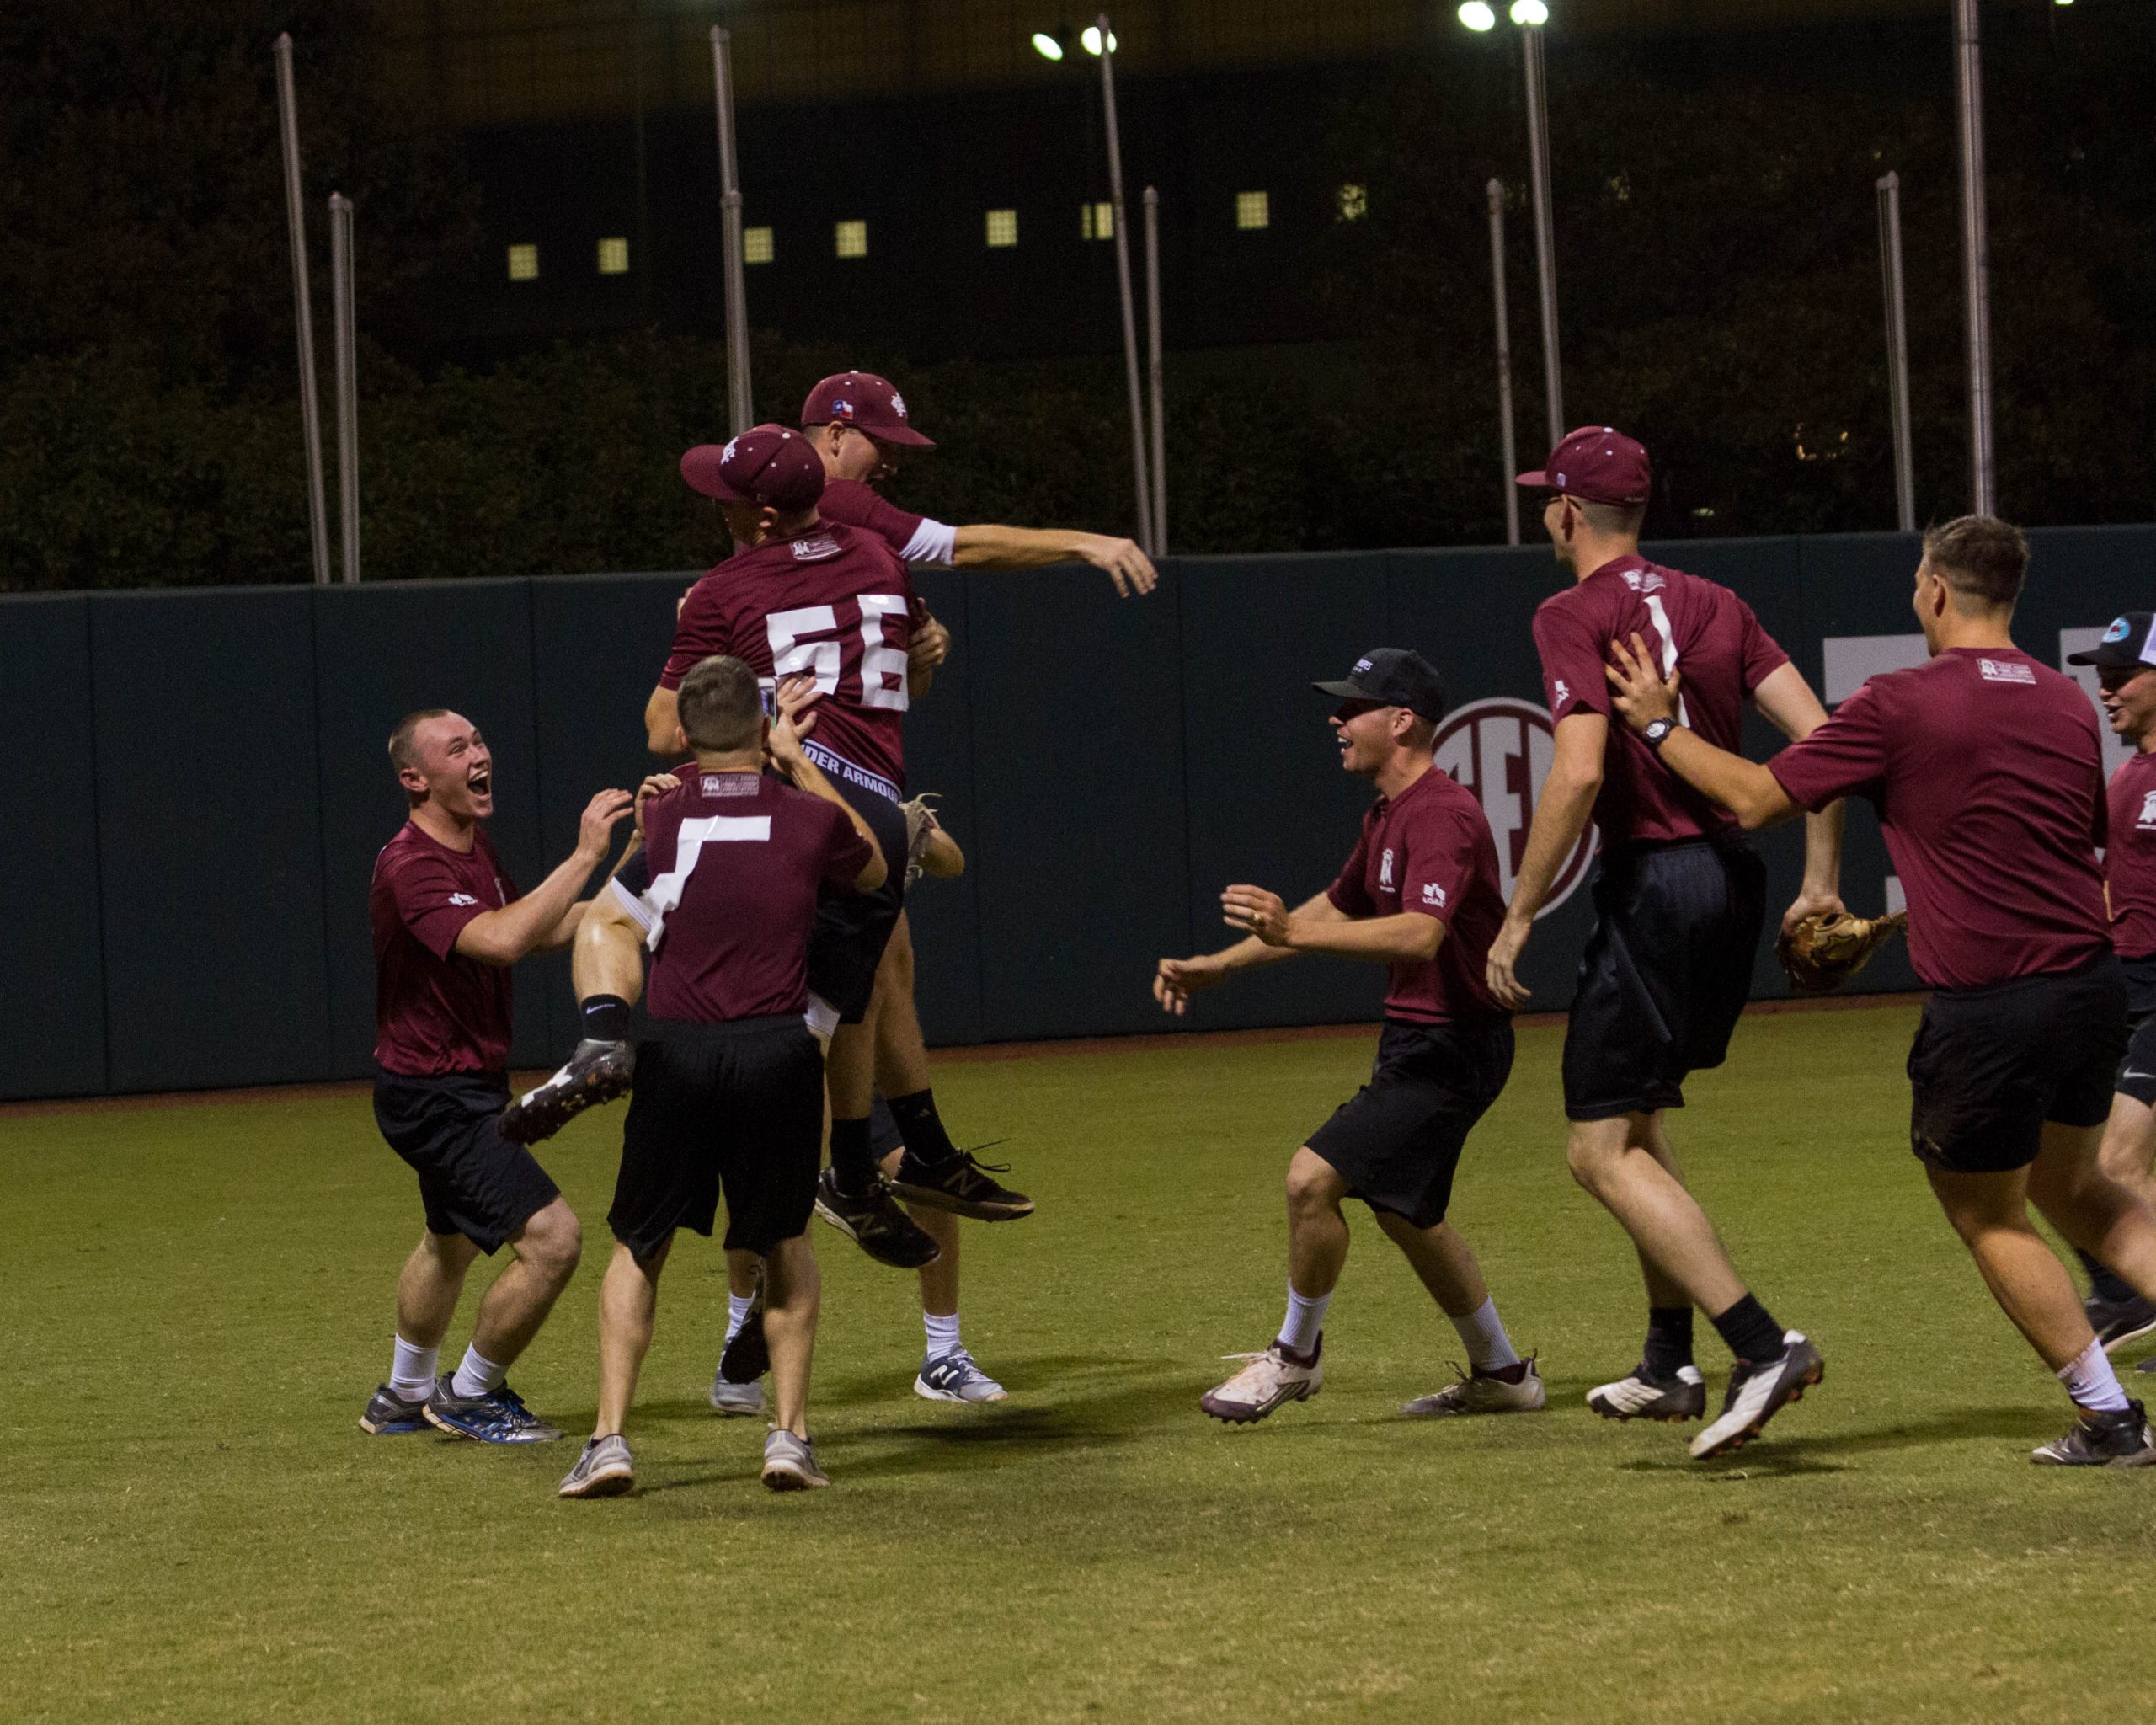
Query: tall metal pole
[[1951, 0, 1995, 515], [1097, 14, 1155, 556], [1521, 25, 1563, 451], [329, 193, 360, 584], [1876, 173, 1917, 533], [274, 34, 331, 587], [1143, 186, 1166, 557], [1487, 179, 1520, 547], [711, 27, 753, 435]]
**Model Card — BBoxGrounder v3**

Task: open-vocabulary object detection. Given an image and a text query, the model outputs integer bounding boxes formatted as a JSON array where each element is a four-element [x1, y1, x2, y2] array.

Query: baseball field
[[8, 998, 2153, 1723]]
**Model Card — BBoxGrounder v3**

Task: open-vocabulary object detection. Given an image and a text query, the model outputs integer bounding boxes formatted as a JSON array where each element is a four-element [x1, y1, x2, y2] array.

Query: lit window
[[835, 220, 867, 259], [506, 243, 538, 281], [1235, 191, 1271, 231], [985, 208, 1018, 248], [1337, 184, 1368, 222], [597, 237, 629, 275], [1081, 200, 1113, 241], [744, 226, 774, 264]]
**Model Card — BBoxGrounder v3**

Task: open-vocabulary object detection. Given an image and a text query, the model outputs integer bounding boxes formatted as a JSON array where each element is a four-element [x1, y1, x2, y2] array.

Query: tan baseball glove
[[1776, 911, 1909, 996]]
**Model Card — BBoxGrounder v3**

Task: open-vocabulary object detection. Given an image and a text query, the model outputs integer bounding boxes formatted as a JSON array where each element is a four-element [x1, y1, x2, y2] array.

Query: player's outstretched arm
[[1750, 663, 1848, 930], [454, 789, 633, 966], [1605, 634, 1799, 830], [643, 685, 681, 757], [953, 525, 1158, 597], [1151, 890, 1337, 1015], [1487, 711, 1604, 1008], [1222, 886, 1441, 963]]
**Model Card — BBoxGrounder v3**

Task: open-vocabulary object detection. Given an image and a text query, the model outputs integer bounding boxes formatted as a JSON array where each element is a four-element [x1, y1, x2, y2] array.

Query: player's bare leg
[[504, 905, 643, 1145], [395, 1228, 481, 1352], [2071, 1094, 2156, 1358], [559, 1236, 668, 1498], [761, 1234, 821, 1438], [467, 1197, 583, 1367], [2028, 1122, 2156, 1311], [813, 1014, 940, 1268], [709, 1248, 769, 1415], [1202, 1147, 1344, 1424], [1566, 1113, 1747, 1315], [1379, 1213, 1545, 1417]]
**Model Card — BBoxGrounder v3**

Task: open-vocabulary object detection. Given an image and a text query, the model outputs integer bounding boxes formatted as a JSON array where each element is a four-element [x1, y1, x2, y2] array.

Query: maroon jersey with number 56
[[611, 769, 873, 1023], [664, 522, 915, 800], [1533, 553, 1790, 846]]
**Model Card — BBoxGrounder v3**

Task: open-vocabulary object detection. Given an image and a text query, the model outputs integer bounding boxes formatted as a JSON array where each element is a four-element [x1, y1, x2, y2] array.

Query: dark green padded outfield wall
[[4, 525, 2148, 1102]]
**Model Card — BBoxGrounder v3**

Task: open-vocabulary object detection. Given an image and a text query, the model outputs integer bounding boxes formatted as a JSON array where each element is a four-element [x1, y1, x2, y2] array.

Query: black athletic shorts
[[608, 1015, 825, 1258], [2117, 955, 2156, 1107], [1305, 1016, 1515, 1230], [1562, 837, 1766, 1122], [373, 1068, 560, 1253], [1907, 953, 2127, 1174], [806, 774, 907, 1024]]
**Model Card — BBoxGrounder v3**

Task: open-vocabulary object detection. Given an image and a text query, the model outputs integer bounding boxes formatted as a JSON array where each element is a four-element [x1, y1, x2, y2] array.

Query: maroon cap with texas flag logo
[[800, 371, 936, 448], [1516, 426, 1652, 507], [680, 425, 827, 511]]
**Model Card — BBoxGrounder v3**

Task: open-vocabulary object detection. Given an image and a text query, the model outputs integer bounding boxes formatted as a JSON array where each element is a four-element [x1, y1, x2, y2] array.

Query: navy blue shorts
[[1562, 838, 1766, 1121], [1909, 953, 2127, 1173], [1305, 1017, 1514, 1229], [806, 776, 907, 1024], [373, 1068, 560, 1253]]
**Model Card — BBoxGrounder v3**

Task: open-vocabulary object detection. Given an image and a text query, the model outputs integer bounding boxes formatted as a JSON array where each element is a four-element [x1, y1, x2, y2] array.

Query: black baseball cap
[[2066, 612, 2156, 671], [1312, 649, 1448, 723]]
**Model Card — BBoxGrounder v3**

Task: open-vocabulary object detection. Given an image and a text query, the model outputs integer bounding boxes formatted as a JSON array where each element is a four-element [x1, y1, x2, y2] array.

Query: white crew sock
[[2059, 1336, 2129, 1413], [1276, 1283, 1330, 1357], [389, 1336, 439, 1401], [450, 1343, 506, 1401], [724, 1291, 755, 1346], [924, 1310, 962, 1359], [1449, 1296, 1522, 1374]]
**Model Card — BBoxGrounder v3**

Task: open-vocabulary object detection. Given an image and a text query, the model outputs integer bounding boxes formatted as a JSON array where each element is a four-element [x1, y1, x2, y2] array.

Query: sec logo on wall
[[1432, 697, 1596, 917]]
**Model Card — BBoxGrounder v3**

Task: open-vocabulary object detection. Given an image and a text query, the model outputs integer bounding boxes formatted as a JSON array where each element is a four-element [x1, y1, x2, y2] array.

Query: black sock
[[1710, 1293, 1785, 1364], [1642, 1306, 1694, 1378], [829, 1116, 877, 1195], [888, 1088, 958, 1167], [581, 995, 632, 1044], [2078, 1247, 2137, 1306]]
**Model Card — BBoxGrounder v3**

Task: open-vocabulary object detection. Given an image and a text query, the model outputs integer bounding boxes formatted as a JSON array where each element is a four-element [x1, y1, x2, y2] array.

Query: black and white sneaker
[[2031, 1399, 2156, 1467], [719, 1279, 769, 1384], [887, 1148, 1034, 1221], [1689, 1331, 1824, 1460], [812, 1167, 941, 1269], [499, 1039, 634, 1145], [1587, 1363, 1707, 1423], [358, 1382, 431, 1434], [2086, 1293, 2156, 1356]]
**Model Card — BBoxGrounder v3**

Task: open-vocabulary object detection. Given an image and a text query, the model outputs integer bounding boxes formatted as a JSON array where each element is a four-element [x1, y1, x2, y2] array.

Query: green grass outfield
[[7, 1001, 2155, 1722]]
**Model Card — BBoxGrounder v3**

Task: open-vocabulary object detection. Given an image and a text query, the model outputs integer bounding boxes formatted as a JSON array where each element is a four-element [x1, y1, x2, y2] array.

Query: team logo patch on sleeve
[[1421, 882, 1448, 908], [1379, 848, 1395, 889], [447, 892, 478, 906]]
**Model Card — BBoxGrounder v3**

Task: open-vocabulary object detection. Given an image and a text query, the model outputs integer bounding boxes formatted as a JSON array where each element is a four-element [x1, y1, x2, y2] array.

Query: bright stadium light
[[1032, 30, 1065, 60], [1080, 24, 1118, 54], [1459, 3, 1497, 29], [1510, 0, 1549, 24]]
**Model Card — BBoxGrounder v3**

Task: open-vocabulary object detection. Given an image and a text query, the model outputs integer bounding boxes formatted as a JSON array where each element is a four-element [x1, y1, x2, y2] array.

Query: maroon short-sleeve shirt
[[2105, 750, 2156, 961], [1326, 766, 1508, 1024], [1533, 554, 1790, 846], [1767, 646, 2111, 991], [371, 822, 518, 1074]]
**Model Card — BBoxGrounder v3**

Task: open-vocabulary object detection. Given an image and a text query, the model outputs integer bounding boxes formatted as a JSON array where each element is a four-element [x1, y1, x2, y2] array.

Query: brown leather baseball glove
[[1776, 911, 1909, 996]]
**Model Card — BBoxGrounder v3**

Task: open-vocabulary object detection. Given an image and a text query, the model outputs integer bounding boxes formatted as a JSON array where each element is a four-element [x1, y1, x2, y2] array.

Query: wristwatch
[[1641, 718, 1676, 750]]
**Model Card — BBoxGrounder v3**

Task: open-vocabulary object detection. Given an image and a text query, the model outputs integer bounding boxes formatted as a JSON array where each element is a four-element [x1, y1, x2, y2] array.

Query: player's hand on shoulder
[[1153, 955, 1225, 1014], [1604, 633, 1682, 730], [767, 674, 822, 777], [578, 788, 635, 860], [1221, 884, 1290, 946], [1078, 534, 1158, 599], [633, 773, 681, 840]]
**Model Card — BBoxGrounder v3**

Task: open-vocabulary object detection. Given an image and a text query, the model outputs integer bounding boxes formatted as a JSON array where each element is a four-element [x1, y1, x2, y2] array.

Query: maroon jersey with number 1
[[611, 769, 873, 1023], [371, 822, 518, 1074], [664, 521, 915, 799], [1533, 553, 1790, 846]]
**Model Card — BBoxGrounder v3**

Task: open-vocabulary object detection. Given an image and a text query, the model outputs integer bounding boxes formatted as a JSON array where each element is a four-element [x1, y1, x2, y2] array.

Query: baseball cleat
[[358, 1382, 431, 1434], [2086, 1292, 2156, 1356], [813, 1167, 940, 1269], [1200, 1338, 1322, 1425], [500, 1039, 634, 1145], [558, 1434, 635, 1498], [915, 1349, 1008, 1403], [887, 1148, 1034, 1221], [1401, 1357, 1545, 1418], [1689, 1331, 1824, 1460], [1588, 1363, 1708, 1423], [2031, 1400, 2156, 1466], [424, 1377, 563, 1445], [761, 1429, 830, 1491]]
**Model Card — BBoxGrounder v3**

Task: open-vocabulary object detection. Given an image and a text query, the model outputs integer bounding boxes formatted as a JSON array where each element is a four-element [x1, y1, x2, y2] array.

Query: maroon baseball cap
[[680, 425, 826, 511], [1517, 426, 1652, 507], [800, 371, 935, 448]]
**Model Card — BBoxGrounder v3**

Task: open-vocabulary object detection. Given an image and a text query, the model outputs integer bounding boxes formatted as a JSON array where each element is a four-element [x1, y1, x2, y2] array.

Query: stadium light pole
[[1460, 3, 1562, 451], [1143, 186, 1166, 555], [328, 192, 360, 584], [1951, 0, 1995, 515], [1093, 13, 1155, 555], [711, 27, 754, 435], [1876, 172, 1917, 533], [273, 34, 331, 587], [1487, 179, 1520, 547]]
